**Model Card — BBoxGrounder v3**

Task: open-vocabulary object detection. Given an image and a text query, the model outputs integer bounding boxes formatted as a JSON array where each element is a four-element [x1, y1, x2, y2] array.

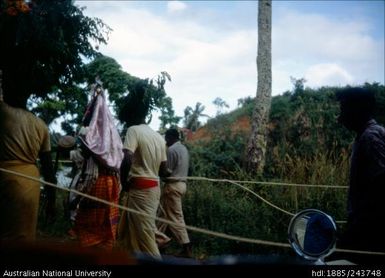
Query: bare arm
[[159, 161, 171, 179], [39, 151, 57, 221], [120, 149, 133, 191], [39, 151, 57, 198]]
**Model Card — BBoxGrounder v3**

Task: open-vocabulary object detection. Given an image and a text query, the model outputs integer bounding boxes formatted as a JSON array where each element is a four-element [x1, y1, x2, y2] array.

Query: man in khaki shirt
[[0, 71, 56, 241]]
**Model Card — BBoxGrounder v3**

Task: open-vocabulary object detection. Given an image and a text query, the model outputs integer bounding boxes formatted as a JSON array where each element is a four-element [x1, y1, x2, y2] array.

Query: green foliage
[[58, 85, 90, 135], [207, 97, 254, 128], [37, 189, 72, 239], [237, 96, 254, 107], [84, 55, 140, 111], [0, 0, 110, 106], [183, 151, 348, 257], [212, 97, 229, 116], [188, 130, 246, 179], [179, 82, 383, 256], [147, 72, 181, 130], [158, 95, 182, 132], [28, 83, 90, 134], [198, 83, 384, 180], [265, 83, 385, 177], [29, 96, 66, 126]]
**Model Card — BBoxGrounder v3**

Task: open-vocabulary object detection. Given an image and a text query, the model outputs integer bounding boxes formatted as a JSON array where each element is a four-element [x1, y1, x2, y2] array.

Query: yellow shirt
[[123, 124, 166, 180], [0, 102, 50, 164]]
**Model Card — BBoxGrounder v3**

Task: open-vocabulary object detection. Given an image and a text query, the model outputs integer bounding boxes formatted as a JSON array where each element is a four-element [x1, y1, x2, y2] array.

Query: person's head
[[2, 91, 28, 108], [2, 75, 28, 108], [0, 69, 29, 108], [165, 128, 180, 147], [118, 82, 150, 127], [336, 87, 375, 132]]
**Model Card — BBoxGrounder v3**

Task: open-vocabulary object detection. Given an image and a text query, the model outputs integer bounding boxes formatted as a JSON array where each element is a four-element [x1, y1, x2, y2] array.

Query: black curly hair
[[336, 87, 376, 120], [165, 128, 180, 140], [118, 81, 150, 126]]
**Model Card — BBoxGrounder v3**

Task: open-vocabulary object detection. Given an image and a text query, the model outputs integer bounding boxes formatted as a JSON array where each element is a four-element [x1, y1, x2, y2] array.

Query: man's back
[[348, 120, 385, 220], [167, 141, 189, 180], [123, 124, 166, 179], [0, 102, 50, 163], [0, 102, 51, 241]]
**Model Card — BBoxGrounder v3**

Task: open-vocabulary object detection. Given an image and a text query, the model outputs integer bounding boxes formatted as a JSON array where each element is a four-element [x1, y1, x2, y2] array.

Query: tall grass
[[182, 148, 350, 258]]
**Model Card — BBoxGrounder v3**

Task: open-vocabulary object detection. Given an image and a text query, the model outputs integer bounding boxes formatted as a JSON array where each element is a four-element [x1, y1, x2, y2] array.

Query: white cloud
[[167, 1, 187, 13], [273, 9, 374, 60], [305, 63, 353, 88], [272, 8, 384, 91]]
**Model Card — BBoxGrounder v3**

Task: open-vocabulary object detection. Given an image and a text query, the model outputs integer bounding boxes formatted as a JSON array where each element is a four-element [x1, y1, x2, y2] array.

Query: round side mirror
[[288, 209, 337, 261]]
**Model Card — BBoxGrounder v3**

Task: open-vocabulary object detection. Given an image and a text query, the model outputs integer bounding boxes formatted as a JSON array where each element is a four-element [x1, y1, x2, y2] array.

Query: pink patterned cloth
[[80, 92, 123, 170]]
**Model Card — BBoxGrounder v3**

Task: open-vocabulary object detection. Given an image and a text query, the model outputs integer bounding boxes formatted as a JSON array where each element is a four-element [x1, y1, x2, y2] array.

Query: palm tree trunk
[[246, 0, 272, 175]]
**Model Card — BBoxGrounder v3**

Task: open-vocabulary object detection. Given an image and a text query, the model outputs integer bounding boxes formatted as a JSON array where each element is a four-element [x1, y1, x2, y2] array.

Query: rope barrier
[[2, 167, 377, 255], [186, 176, 348, 189], [334, 248, 385, 256], [54, 160, 348, 189]]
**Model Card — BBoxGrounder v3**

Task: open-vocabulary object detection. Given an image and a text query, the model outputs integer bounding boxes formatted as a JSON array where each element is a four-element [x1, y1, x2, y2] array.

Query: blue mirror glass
[[288, 209, 337, 261]]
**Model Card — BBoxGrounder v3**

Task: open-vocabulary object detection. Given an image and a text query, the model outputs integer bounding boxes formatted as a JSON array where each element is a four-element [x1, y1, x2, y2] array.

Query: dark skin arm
[[159, 161, 171, 179], [120, 149, 133, 191], [39, 151, 57, 222]]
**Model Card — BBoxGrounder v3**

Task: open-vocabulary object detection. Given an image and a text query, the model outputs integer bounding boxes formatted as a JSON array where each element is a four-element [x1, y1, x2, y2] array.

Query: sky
[[76, 0, 385, 130]]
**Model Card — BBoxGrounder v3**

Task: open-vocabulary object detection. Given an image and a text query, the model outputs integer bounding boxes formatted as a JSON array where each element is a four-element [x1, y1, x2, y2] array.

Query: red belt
[[130, 177, 158, 189]]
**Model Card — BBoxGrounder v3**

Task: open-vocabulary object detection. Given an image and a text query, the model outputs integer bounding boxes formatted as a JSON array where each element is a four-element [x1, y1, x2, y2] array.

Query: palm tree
[[184, 102, 210, 132], [246, 0, 272, 175]]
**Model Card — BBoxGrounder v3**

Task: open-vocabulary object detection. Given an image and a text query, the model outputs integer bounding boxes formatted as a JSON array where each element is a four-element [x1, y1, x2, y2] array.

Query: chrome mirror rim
[[288, 209, 337, 261]]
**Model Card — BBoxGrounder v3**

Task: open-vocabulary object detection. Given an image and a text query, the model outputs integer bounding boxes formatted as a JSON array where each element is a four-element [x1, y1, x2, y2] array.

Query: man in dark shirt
[[336, 87, 385, 256]]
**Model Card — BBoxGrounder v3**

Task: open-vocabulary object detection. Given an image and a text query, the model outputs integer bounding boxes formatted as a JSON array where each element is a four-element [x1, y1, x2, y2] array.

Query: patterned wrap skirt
[[74, 175, 120, 250]]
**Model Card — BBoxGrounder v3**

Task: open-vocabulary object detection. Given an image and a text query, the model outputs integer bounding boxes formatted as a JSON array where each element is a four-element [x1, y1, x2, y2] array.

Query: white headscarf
[[79, 90, 123, 170]]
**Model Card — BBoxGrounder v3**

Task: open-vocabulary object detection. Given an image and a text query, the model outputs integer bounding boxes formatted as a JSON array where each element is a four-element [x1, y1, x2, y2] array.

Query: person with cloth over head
[[70, 78, 123, 250]]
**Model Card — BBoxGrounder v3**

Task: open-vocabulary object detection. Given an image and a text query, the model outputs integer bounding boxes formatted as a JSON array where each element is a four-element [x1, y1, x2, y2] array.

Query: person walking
[[156, 128, 192, 257], [118, 83, 169, 258], [70, 79, 123, 250]]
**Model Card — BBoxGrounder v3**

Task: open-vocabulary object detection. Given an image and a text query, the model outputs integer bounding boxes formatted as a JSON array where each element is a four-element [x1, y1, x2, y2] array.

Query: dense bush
[[181, 83, 382, 257]]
